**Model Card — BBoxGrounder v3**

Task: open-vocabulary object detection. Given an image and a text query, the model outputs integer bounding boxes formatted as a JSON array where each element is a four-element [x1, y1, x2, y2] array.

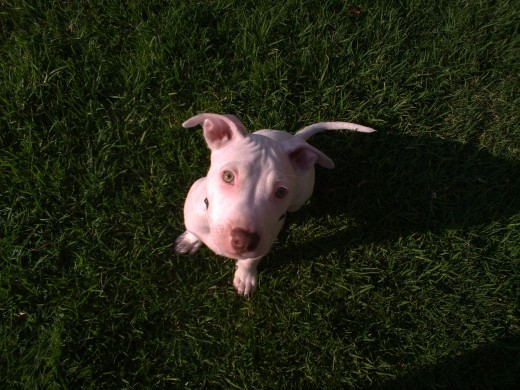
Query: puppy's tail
[[295, 122, 376, 140]]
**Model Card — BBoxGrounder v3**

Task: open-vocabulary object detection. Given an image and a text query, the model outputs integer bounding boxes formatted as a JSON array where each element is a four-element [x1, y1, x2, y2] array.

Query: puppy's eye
[[204, 198, 209, 210], [222, 170, 234, 183], [275, 187, 288, 199]]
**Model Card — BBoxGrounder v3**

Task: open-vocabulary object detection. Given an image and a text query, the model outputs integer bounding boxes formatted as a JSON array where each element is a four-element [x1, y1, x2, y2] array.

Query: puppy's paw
[[233, 264, 258, 296], [175, 231, 202, 256]]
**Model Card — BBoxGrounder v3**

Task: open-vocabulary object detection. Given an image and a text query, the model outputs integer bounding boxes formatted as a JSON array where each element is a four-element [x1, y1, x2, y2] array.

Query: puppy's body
[[175, 113, 375, 295]]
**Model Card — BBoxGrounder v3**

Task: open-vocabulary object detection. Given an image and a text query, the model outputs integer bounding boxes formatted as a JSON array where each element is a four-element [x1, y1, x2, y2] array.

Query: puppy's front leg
[[233, 258, 262, 296], [175, 231, 202, 256]]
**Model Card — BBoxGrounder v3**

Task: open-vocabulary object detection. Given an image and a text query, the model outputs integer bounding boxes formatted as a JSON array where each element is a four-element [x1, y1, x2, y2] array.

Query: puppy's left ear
[[182, 113, 248, 151], [282, 137, 334, 175]]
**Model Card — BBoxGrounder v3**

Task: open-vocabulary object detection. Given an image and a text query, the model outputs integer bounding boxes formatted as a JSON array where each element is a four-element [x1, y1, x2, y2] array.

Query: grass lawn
[[1, 0, 519, 388]]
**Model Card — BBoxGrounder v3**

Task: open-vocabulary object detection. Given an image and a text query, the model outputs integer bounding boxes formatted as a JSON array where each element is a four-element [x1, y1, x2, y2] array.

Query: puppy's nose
[[230, 228, 260, 253]]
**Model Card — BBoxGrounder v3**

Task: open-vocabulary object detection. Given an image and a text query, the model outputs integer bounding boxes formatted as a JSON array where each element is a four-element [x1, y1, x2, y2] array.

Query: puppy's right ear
[[183, 113, 248, 151], [282, 137, 335, 175]]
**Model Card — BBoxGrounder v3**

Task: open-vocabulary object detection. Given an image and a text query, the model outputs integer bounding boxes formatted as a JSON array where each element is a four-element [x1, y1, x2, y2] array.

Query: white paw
[[174, 231, 202, 255], [233, 263, 258, 296]]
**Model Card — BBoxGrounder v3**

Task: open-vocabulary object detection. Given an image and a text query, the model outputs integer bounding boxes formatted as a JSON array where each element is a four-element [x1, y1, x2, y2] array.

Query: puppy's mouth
[[213, 227, 271, 260], [229, 228, 261, 256]]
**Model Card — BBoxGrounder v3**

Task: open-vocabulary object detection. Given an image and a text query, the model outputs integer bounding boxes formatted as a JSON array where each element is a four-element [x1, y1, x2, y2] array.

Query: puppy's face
[[204, 134, 297, 260]]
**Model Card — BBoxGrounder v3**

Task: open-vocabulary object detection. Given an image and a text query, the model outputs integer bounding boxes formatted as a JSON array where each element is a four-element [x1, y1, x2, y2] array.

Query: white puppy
[[175, 113, 375, 295]]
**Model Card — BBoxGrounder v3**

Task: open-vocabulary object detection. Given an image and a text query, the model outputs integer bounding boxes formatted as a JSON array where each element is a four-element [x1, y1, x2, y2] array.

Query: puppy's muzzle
[[231, 228, 260, 254]]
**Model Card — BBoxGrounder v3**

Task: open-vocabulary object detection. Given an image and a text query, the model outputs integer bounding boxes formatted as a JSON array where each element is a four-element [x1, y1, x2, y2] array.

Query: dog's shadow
[[273, 132, 520, 260], [259, 133, 519, 387]]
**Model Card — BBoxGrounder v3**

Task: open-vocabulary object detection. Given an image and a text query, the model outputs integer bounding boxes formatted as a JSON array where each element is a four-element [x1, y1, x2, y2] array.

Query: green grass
[[1, 0, 519, 388]]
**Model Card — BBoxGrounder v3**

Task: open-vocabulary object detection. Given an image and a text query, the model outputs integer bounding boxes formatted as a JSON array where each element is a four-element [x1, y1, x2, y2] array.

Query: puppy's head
[[183, 113, 332, 260]]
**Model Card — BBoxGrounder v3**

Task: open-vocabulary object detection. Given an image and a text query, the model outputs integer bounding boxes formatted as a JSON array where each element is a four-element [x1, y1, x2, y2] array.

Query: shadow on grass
[[264, 133, 520, 388], [290, 132, 520, 249], [368, 336, 520, 389]]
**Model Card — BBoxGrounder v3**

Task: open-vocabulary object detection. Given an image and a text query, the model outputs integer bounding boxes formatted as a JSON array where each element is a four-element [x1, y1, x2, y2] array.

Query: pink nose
[[231, 228, 260, 254]]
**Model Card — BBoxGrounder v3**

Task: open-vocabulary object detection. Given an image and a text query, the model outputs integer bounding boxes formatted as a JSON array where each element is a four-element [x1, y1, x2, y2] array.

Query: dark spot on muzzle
[[231, 228, 260, 253]]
